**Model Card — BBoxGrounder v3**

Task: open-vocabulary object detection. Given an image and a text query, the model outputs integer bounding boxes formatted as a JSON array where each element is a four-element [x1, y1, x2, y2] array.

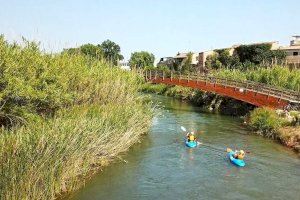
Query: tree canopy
[[100, 40, 123, 65], [129, 51, 155, 69], [205, 44, 286, 70], [63, 40, 123, 65]]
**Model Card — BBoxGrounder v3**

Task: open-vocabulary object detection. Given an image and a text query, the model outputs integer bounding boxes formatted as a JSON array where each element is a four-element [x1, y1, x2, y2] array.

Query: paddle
[[180, 126, 187, 132], [226, 147, 250, 154], [181, 126, 202, 145], [181, 126, 250, 153]]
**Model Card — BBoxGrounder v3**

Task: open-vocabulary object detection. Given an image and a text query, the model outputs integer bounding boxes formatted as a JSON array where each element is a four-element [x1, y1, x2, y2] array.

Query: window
[[293, 52, 299, 56]]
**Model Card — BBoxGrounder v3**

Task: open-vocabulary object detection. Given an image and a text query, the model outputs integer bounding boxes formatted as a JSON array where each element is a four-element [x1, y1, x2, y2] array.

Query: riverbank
[[141, 83, 300, 153], [68, 94, 300, 200], [0, 37, 153, 200]]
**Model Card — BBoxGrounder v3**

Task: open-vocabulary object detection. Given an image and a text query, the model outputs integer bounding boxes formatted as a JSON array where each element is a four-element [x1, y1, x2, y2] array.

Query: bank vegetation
[[0, 36, 153, 200]]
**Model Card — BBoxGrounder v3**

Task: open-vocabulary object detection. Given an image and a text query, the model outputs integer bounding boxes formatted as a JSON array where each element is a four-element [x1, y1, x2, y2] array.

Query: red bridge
[[144, 70, 300, 109]]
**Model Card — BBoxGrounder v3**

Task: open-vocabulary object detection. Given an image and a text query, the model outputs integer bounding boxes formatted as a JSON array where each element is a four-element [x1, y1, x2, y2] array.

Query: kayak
[[185, 139, 197, 148], [228, 151, 245, 167]]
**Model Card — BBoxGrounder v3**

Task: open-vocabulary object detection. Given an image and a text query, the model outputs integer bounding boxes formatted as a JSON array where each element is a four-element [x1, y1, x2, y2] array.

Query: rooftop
[[279, 45, 300, 50]]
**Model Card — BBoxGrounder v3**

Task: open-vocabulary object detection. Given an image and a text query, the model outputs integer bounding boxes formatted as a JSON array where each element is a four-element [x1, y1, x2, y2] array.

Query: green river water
[[68, 95, 300, 200]]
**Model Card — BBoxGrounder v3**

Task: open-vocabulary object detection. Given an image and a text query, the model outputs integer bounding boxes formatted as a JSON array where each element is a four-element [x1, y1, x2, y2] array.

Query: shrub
[[213, 66, 300, 91], [164, 86, 193, 99], [249, 107, 285, 138], [0, 36, 145, 126], [141, 83, 168, 94], [0, 36, 153, 199]]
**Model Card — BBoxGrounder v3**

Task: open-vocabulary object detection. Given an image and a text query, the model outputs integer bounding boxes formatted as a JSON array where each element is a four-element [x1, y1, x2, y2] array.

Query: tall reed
[[213, 66, 300, 91], [0, 36, 153, 199]]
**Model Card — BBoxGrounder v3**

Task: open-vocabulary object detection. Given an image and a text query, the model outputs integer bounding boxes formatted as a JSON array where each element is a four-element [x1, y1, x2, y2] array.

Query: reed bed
[[212, 66, 300, 92], [0, 36, 153, 199]]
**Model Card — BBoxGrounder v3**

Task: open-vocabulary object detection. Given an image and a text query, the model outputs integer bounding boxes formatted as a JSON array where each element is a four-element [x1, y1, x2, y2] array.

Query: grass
[[0, 36, 153, 199], [140, 83, 168, 94], [0, 103, 152, 200]]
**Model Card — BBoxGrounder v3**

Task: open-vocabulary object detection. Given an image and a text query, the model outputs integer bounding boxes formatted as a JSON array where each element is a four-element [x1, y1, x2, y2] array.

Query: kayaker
[[186, 131, 196, 142], [234, 150, 245, 160]]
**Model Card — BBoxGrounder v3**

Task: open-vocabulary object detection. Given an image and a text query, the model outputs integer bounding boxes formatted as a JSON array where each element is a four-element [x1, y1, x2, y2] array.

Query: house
[[279, 36, 300, 65], [157, 57, 174, 67], [119, 61, 131, 70], [198, 50, 214, 70], [157, 52, 199, 69], [198, 41, 281, 71], [173, 52, 199, 65]]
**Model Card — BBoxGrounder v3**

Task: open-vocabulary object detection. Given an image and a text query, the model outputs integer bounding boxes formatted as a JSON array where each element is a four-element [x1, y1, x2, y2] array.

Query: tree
[[180, 52, 194, 73], [63, 44, 103, 60], [129, 51, 155, 69], [216, 49, 233, 67], [80, 44, 103, 59], [235, 44, 272, 64], [99, 40, 123, 65], [205, 53, 222, 69]]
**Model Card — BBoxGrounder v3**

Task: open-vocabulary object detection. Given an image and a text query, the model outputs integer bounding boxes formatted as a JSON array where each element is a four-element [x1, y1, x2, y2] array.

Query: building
[[173, 52, 199, 65], [198, 50, 214, 70], [198, 41, 286, 70], [157, 57, 174, 67], [279, 36, 300, 65], [157, 52, 199, 69], [119, 61, 131, 70]]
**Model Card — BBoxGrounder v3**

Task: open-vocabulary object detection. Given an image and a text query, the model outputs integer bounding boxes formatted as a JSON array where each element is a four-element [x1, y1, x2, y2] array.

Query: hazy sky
[[0, 0, 299, 62]]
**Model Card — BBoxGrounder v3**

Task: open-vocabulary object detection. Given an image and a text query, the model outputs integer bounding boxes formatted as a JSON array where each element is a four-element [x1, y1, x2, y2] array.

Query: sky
[[0, 0, 299, 62]]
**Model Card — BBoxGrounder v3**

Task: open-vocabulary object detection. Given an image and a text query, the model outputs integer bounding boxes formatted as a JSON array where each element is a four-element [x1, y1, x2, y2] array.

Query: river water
[[68, 95, 300, 200]]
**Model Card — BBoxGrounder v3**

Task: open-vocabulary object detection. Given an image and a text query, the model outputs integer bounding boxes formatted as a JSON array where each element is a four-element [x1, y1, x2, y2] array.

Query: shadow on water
[[67, 95, 300, 200]]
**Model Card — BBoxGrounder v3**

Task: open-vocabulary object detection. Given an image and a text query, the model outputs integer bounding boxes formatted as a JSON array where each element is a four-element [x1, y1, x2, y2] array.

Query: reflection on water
[[68, 95, 300, 200]]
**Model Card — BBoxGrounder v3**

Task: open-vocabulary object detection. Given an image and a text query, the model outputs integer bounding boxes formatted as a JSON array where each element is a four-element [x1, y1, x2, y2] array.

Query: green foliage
[[129, 51, 155, 69], [235, 44, 272, 64], [164, 86, 193, 99], [63, 40, 123, 65], [180, 52, 194, 73], [213, 66, 300, 91], [157, 65, 171, 72], [141, 83, 168, 94], [63, 43, 103, 59], [205, 50, 240, 70], [249, 107, 284, 138], [0, 36, 153, 199], [100, 39, 124, 65], [205, 44, 286, 70], [80, 43, 103, 59], [0, 35, 146, 125], [205, 53, 222, 69], [0, 103, 152, 200]]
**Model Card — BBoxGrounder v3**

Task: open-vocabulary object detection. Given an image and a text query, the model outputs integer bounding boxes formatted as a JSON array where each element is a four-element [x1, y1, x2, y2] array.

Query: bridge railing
[[143, 70, 300, 103]]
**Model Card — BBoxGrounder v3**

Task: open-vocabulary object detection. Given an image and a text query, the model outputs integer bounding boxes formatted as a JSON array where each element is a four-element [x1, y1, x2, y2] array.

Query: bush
[[0, 36, 153, 199], [164, 86, 193, 99], [141, 83, 168, 94], [0, 103, 152, 200], [249, 107, 285, 138], [213, 66, 300, 91], [0, 36, 146, 126]]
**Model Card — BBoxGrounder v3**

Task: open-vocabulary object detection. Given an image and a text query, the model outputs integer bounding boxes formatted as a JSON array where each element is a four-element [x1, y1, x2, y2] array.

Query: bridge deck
[[144, 70, 300, 109]]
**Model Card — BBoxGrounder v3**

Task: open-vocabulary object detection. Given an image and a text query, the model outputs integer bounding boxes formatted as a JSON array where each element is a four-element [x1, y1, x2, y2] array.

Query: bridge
[[143, 70, 300, 110]]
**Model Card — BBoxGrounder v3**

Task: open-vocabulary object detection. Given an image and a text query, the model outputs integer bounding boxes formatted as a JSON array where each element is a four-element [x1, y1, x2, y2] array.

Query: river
[[67, 95, 300, 200]]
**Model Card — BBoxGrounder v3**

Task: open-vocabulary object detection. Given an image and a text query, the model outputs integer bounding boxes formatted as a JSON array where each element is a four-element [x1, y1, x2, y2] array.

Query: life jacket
[[235, 151, 245, 160], [188, 135, 195, 141]]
